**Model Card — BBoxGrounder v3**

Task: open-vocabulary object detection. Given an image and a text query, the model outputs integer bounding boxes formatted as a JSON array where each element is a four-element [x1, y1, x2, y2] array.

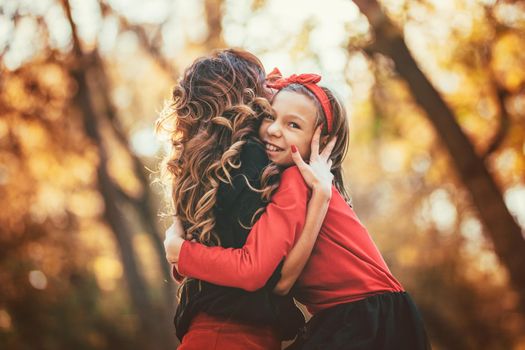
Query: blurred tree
[[351, 0, 525, 319], [59, 1, 174, 348], [2, 0, 524, 348], [0, 52, 139, 350]]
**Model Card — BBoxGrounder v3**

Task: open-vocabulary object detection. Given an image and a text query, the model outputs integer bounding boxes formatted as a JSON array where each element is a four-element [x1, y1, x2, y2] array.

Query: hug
[[160, 49, 430, 350]]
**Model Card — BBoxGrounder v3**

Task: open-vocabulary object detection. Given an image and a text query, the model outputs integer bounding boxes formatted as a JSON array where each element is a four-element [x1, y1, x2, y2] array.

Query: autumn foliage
[[1, 1, 524, 349]]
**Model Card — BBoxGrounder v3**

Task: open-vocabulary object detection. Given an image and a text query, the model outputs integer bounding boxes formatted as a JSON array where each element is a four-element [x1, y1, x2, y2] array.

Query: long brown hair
[[157, 49, 280, 246], [278, 84, 351, 203]]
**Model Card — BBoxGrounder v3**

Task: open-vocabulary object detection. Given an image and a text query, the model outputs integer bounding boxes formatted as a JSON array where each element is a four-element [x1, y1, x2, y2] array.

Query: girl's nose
[[267, 121, 282, 137]]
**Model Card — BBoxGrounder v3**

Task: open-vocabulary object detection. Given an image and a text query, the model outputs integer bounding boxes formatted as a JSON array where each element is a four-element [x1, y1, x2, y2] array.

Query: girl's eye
[[264, 114, 275, 120], [289, 122, 300, 129]]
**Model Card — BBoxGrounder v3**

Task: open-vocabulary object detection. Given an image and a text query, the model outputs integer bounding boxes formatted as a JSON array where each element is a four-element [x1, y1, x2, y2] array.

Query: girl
[[158, 51, 335, 349], [165, 71, 431, 349]]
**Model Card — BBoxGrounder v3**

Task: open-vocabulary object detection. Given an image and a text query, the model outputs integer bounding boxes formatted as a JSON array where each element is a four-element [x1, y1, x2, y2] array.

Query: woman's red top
[[177, 166, 403, 314]]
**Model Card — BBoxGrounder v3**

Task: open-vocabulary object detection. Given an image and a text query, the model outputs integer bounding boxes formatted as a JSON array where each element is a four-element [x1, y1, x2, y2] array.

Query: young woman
[[158, 52, 334, 349], [165, 71, 431, 349]]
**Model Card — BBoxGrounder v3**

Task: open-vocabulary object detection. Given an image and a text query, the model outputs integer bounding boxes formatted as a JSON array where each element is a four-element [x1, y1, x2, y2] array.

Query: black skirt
[[286, 291, 431, 350]]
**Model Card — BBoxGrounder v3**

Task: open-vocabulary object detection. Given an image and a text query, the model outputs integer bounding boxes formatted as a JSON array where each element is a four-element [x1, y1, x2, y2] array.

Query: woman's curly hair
[[157, 49, 280, 247]]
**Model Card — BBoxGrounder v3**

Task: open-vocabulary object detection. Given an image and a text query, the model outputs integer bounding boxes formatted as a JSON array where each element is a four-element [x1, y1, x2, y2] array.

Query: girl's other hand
[[291, 126, 337, 199]]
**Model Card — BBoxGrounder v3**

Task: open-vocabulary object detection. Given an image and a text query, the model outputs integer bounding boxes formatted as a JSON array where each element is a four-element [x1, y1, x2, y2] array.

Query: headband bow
[[266, 73, 321, 89], [265, 68, 333, 133]]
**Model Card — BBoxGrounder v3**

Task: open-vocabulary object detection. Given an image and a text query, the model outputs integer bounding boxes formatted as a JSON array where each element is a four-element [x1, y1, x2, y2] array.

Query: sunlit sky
[[2, 0, 505, 96], [1, 0, 367, 100]]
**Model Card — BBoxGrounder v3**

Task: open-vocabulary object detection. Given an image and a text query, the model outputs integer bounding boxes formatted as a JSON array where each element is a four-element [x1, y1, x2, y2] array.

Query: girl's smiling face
[[259, 90, 318, 167]]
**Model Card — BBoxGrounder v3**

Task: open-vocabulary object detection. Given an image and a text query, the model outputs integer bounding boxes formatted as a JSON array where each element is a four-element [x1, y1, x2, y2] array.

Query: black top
[[174, 139, 305, 341]]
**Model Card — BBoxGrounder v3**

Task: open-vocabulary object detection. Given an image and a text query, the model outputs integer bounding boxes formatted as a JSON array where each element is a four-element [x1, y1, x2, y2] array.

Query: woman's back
[[175, 140, 304, 340]]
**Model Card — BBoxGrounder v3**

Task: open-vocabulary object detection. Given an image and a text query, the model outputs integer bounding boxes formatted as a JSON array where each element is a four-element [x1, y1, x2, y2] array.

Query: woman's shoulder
[[234, 138, 270, 182], [216, 138, 268, 206], [239, 139, 268, 168]]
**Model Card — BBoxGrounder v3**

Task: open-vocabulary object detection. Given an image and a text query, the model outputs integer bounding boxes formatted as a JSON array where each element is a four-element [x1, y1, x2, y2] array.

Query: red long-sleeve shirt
[[178, 166, 403, 314]]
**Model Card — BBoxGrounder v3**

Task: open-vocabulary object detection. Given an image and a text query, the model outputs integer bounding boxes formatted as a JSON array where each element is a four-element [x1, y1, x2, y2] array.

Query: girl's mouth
[[265, 142, 284, 152]]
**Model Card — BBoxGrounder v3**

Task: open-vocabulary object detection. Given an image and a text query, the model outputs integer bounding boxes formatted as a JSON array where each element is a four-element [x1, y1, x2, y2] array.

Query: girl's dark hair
[[279, 84, 351, 203]]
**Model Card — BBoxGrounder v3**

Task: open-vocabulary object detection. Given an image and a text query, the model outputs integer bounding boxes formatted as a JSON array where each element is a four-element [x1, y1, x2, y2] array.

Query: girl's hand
[[164, 217, 188, 264], [291, 126, 337, 199]]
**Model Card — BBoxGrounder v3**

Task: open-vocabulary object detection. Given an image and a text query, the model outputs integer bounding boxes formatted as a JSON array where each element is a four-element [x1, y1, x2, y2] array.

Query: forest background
[[1, 0, 525, 349]]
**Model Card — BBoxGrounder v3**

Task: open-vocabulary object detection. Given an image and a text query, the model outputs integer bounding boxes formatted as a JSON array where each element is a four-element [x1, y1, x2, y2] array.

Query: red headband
[[266, 68, 333, 133]]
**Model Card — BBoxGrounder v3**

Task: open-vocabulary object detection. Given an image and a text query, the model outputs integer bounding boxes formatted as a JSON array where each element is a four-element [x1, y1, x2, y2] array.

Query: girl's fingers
[[166, 216, 187, 239], [310, 126, 322, 160], [328, 159, 333, 168], [320, 136, 337, 160], [173, 216, 185, 231]]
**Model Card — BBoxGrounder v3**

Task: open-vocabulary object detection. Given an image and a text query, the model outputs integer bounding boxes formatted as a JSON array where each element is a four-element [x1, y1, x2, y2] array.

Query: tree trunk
[[61, 1, 173, 348], [352, 0, 525, 314], [90, 53, 175, 307]]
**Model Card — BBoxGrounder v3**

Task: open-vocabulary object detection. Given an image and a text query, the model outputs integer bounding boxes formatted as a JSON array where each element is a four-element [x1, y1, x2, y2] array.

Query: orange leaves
[[492, 32, 525, 93]]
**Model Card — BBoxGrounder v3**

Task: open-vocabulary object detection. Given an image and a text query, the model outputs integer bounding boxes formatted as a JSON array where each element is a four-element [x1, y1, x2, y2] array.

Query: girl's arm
[[272, 187, 330, 295], [172, 185, 330, 294], [165, 166, 308, 291], [164, 130, 336, 291], [271, 130, 336, 295]]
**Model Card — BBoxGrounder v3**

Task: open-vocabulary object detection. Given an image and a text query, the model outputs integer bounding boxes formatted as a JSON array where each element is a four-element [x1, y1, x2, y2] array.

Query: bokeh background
[[1, 0, 525, 349]]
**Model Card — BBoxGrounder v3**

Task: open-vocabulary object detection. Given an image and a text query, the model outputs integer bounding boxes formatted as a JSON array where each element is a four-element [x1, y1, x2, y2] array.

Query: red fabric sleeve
[[177, 166, 309, 291]]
